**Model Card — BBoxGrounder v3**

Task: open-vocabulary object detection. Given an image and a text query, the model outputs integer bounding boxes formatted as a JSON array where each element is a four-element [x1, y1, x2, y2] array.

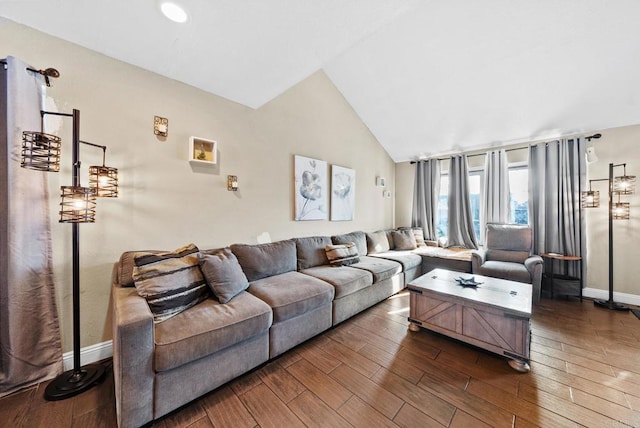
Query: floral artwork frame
[[330, 165, 356, 221], [294, 155, 328, 221]]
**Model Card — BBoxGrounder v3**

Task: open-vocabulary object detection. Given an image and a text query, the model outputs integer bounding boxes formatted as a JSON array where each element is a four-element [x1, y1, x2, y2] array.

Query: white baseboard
[[63, 340, 113, 371], [582, 288, 640, 307]]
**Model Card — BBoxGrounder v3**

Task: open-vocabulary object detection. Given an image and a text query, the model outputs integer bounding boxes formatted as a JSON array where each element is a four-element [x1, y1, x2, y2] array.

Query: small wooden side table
[[541, 253, 583, 301]]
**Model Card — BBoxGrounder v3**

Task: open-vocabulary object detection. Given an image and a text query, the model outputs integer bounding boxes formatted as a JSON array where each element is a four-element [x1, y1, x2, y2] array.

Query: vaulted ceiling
[[2, 1, 640, 162]]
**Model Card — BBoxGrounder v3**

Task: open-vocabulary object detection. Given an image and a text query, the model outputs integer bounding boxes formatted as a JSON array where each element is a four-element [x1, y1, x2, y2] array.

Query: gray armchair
[[471, 223, 543, 303]]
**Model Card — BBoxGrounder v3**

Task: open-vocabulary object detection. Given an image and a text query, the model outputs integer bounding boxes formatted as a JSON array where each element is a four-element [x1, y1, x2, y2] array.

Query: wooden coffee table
[[407, 268, 532, 372]]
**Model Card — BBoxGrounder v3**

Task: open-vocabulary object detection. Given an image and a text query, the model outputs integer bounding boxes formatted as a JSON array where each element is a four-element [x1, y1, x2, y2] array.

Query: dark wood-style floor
[[2, 291, 640, 427]]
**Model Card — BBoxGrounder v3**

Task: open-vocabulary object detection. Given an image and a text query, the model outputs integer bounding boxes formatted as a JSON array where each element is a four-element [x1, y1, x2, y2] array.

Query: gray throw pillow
[[366, 230, 390, 254], [392, 229, 418, 250], [199, 248, 249, 304], [132, 244, 209, 323]]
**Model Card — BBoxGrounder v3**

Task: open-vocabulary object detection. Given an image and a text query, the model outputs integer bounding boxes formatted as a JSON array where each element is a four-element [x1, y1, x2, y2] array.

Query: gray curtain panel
[[0, 57, 62, 397], [411, 159, 441, 240], [482, 149, 510, 240], [529, 139, 585, 276], [447, 155, 478, 249]]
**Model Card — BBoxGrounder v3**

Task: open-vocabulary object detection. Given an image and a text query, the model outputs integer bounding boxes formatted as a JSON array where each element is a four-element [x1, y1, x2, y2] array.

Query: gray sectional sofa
[[111, 229, 470, 428]]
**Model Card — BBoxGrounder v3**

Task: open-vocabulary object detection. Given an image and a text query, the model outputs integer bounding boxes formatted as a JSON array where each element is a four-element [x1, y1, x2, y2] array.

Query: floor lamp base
[[44, 363, 105, 401], [594, 299, 629, 311]]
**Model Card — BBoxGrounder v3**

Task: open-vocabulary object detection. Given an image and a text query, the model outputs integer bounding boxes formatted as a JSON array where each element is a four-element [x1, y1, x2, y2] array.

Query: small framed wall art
[[189, 136, 217, 165]]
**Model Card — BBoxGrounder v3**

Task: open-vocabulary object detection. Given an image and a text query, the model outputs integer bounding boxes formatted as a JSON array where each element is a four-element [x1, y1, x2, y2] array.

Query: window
[[436, 176, 448, 238], [468, 170, 482, 242], [436, 171, 483, 242], [509, 166, 529, 224], [437, 164, 528, 242]]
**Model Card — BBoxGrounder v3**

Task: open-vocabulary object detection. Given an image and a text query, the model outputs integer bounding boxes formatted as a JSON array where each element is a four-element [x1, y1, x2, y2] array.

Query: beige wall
[[395, 126, 640, 299], [1, 19, 396, 351]]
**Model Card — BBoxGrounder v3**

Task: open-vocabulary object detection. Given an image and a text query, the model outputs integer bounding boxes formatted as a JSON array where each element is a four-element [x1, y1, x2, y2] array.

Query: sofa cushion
[[332, 231, 367, 257], [369, 251, 422, 271], [199, 248, 249, 304], [300, 266, 373, 299], [231, 240, 297, 282], [477, 260, 531, 284], [325, 243, 360, 266], [247, 271, 334, 323], [293, 236, 332, 270], [154, 291, 272, 372], [391, 229, 417, 250], [351, 255, 403, 282], [132, 244, 209, 323], [366, 230, 390, 254]]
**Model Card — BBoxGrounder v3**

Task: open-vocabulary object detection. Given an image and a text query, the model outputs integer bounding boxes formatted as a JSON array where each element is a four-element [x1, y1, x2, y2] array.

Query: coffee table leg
[[408, 322, 421, 332], [508, 359, 530, 373]]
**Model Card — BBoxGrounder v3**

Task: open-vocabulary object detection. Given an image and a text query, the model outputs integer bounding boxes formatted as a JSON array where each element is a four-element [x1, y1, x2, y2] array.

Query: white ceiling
[[2, 0, 640, 162]]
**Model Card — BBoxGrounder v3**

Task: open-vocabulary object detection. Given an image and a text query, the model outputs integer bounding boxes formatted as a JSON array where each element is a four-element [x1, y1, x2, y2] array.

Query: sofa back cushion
[[293, 236, 332, 270], [366, 230, 390, 254], [132, 244, 209, 322], [231, 239, 297, 282], [332, 231, 367, 257]]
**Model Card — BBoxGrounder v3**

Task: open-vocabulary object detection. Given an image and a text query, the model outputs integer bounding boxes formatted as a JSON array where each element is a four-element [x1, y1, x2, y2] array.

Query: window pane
[[437, 176, 448, 238], [469, 173, 481, 241], [509, 168, 529, 224]]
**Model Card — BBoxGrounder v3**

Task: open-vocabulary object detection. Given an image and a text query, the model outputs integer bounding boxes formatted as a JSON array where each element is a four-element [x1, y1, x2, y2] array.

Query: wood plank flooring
[[1, 291, 640, 427]]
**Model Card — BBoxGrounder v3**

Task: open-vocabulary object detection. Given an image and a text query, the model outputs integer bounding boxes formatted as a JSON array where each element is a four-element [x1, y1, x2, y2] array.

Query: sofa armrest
[[470, 248, 486, 273], [112, 284, 155, 428], [524, 255, 543, 276]]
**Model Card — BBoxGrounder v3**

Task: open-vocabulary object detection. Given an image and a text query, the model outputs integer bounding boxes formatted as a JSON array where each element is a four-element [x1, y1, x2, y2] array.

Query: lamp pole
[[593, 162, 629, 311], [44, 109, 106, 400]]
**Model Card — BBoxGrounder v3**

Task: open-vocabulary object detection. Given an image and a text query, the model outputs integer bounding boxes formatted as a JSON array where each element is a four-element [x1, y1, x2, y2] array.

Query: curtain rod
[[409, 132, 598, 164], [0, 60, 60, 86]]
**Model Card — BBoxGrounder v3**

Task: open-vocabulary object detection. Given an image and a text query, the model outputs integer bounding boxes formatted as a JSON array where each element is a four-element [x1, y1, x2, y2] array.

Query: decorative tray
[[455, 276, 483, 287]]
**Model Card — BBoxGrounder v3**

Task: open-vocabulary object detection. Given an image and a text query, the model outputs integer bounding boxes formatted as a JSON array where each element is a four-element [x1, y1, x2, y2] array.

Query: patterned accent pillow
[[132, 244, 209, 322], [199, 248, 249, 304], [325, 243, 360, 266]]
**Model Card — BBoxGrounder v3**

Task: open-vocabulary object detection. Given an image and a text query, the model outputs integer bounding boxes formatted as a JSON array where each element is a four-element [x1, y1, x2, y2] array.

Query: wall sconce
[[227, 175, 238, 191], [154, 115, 168, 137]]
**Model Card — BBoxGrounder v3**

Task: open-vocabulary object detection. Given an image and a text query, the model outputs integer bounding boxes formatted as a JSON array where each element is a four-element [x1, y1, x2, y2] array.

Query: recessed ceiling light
[[160, 2, 188, 23]]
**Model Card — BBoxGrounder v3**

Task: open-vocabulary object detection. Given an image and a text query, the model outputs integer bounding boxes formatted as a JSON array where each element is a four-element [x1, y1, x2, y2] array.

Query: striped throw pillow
[[132, 243, 209, 322], [325, 242, 360, 266]]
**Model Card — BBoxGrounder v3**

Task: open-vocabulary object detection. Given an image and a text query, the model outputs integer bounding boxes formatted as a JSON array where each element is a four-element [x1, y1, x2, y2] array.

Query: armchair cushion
[[476, 261, 531, 284]]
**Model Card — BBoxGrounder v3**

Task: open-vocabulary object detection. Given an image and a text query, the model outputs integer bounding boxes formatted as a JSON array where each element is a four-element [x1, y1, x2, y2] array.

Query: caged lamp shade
[[21, 131, 61, 172], [89, 165, 118, 198], [59, 186, 96, 223]]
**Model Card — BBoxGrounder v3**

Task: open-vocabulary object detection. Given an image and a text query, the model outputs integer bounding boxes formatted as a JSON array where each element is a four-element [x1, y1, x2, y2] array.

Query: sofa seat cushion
[[477, 261, 531, 284], [247, 271, 334, 323], [351, 256, 403, 282], [300, 266, 373, 299], [369, 251, 422, 271], [154, 291, 272, 372]]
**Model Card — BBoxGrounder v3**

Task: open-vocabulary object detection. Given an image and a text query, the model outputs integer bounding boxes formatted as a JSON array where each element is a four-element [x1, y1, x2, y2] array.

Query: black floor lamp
[[21, 108, 119, 399], [581, 162, 633, 311]]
